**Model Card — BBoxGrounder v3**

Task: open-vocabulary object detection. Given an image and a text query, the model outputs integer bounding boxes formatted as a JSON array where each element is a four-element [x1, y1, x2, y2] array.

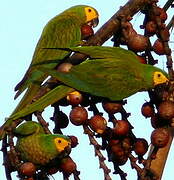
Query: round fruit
[[152, 39, 165, 55], [127, 34, 149, 52], [67, 91, 83, 106], [158, 101, 174, 120], [141, 102, 154, 118], [88, 115, 107, 134], [59, 157, 77, 174], [102, 101, 122, 114], [69, 135, 79, 148], [81, 24, 94, 40], [151, 128, 169, 148], [19, 162, 36, 177], [113, 120, 130, 136], [69, 106, 88, 126], [134, 138, 148, 156]]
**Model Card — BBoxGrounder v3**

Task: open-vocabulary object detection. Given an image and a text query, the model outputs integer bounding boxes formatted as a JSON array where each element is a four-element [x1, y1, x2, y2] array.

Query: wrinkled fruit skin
[[151, 128, 169, 148], [158, 101, 174, 120], [69, 106, 88, 126]]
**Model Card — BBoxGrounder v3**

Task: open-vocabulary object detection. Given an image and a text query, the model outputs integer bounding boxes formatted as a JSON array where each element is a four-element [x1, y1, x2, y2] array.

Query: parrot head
[[153, 71, 169, 86], [64, 5, 99, 28], [54, 136, 71, 153]]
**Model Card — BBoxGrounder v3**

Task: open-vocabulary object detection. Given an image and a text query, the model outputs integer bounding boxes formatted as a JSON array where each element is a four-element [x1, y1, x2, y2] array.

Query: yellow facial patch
[[54, 137, 71, 152], [153, 71, 169, 86], [85, 7, 99, 22]]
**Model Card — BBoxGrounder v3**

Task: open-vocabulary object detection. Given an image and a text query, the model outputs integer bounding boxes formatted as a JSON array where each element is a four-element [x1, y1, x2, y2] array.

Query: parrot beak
[[87, 17, 99, 28]]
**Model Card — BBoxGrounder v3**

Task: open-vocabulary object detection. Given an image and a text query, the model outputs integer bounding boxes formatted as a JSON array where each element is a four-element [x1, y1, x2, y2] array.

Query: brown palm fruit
[[67, 91, 83, 106], [145, 21, 157, 36], [69, 135, 79, 148], [151, 128, 170, 148], [88, 115, 107, 134], [59, 157, 77, 174], [19, 162, 36, 177], [102, 101, 122, 114], [81, 24, 94, 40], [141, 102, 155, 118], [134, 138, 148, 156], [113, 120, 130, 136], [152, 39, 165, 55], [127, 34, 149, 52], [158, 101, 174, 120], [69, 106, 88, 126]]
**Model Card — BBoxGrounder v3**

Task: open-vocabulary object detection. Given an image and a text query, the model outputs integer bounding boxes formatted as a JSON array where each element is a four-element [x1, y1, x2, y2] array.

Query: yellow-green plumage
[[15, 121, 71, 165], [13, 5, 99, 114], [0, 5, 99, 140]]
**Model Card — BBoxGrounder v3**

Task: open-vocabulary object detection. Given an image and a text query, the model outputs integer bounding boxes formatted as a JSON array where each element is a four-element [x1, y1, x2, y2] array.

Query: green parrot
[[39, 46, 169, 100], [13, 5, 99, 114], [0, 46, 168, 140], [14, 121, 71, 166]]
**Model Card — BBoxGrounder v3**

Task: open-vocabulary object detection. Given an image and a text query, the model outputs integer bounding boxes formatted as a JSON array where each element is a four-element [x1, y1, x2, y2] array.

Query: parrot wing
[[39, 58, 146, 101], [14, 121, 45, 137], [48, 46, 140, 63], [14, 16, 82, 99]]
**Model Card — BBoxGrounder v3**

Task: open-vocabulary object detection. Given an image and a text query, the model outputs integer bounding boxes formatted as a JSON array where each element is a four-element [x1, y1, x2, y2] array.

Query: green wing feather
[[14, 121, 45, 136], [12, 16, 82, 114], [39, 59, 146, 100]]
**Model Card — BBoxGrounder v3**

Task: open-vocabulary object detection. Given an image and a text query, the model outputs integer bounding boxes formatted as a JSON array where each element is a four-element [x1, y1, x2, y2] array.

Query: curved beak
[[87, 17, 99, 28]]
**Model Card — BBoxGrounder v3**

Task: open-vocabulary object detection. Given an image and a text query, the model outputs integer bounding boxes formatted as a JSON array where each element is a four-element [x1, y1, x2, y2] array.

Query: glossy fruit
[[69, 135, 79, 148], [141, 102, 154, 118], [81, 24, 94, 40], [152, 39, 165, 55], [69, 106, 88, 126], [19, 162, 36, 177], [102, 101, 122, 114], [67, 91, 83, 106], [151, 128, 169, 148], [134, 138, 148, 156], [127, 34, 149, 52], [113, 120, 130, 136], [88, 115, 107, 134]]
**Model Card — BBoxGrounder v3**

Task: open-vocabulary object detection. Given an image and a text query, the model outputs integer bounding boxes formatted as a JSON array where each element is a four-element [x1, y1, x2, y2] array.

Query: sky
[[0, 0, 174, 180]]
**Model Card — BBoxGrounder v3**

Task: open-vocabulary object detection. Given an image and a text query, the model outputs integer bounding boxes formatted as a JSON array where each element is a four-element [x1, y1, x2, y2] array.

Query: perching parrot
[[0, 5, 98, 139], [0, 46, 168, 140], [13, 5, 99, 114], [14, 121, 71, 166]]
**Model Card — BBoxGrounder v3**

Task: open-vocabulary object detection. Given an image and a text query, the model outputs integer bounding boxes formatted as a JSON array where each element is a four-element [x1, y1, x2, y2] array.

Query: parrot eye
[[58, 140, 62, 144], [157, 73, 161, 78], [88, 8, 92, 12]]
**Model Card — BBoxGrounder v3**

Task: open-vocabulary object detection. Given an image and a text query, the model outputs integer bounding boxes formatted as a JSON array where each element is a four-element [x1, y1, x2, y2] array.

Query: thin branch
[[163, 0, 174, 11]]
